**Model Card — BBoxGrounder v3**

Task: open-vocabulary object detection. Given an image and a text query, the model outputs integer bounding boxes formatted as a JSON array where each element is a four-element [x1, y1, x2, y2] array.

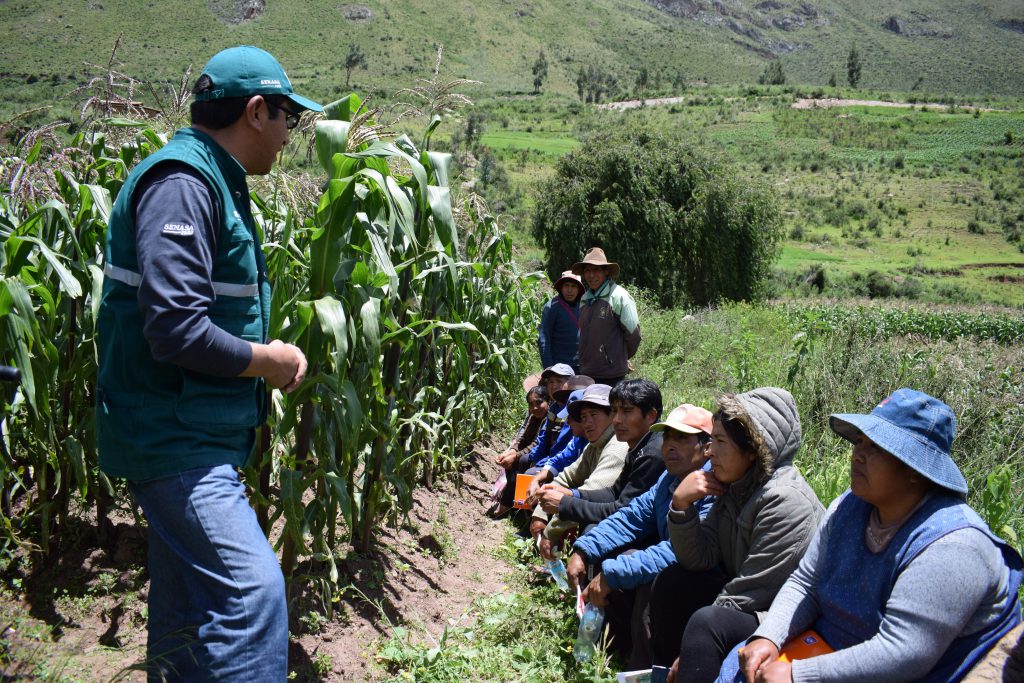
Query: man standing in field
[[96, 46, 319, 680], [573, 247, 641, 386]]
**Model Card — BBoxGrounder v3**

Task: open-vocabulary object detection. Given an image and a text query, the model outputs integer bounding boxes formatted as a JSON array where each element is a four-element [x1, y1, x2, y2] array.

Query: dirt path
[[596, 95, 1001, 112], [790, 97, 1000, 112], [597, 95, 689, 111], [1, 449, 513, 682], [302, 449, 513, 681]]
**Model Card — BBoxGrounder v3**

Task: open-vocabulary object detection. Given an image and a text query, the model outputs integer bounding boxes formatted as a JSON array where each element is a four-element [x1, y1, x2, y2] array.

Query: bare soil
[[0, 450, 513, 682]]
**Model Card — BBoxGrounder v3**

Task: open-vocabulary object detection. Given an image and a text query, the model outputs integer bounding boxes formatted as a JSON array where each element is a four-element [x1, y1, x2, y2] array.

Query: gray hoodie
[[667, 387, 824, 621]]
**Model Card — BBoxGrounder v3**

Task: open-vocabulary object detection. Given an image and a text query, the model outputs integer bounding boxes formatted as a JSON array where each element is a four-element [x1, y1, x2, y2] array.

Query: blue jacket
[[535, 434, 586, 474], [573, 468, 713, 591], [538, 295, 580, 370], [525, 407, 573, 466]]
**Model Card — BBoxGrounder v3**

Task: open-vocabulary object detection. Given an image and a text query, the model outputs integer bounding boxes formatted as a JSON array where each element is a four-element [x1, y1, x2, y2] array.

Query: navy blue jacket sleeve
[[134, 162, 252, 377]]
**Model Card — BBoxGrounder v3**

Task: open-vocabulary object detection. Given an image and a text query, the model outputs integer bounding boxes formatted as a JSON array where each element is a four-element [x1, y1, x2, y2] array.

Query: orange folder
[[777, 630, 833, 662], [513, 473, 537, 509]]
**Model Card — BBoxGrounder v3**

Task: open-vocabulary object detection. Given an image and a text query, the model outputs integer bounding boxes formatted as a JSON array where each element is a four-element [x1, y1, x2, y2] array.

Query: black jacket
[[557, 430, 665, 527]]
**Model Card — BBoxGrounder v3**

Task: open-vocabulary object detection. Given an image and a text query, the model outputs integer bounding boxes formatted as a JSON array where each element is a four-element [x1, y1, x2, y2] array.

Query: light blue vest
[[97, 127, 271, 480], [816, 491, 1023, 682]]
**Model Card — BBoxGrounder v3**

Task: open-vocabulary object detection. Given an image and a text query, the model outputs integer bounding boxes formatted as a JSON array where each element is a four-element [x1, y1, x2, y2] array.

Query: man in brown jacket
[[572, 248, 641, 386]]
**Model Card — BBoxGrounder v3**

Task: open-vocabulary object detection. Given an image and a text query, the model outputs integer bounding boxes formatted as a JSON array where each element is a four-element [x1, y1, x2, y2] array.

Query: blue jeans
[[130, 465, 287, 682], [714, 642, 746, 683]]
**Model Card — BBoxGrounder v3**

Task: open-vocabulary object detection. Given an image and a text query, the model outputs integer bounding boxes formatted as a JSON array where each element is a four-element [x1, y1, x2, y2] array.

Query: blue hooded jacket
[[573, 467, 713, 591], [538, 295, 580, 370]]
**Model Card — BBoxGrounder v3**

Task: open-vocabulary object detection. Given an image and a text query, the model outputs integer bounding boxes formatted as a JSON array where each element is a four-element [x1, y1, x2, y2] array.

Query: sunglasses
[[266, 100, 301, 130]]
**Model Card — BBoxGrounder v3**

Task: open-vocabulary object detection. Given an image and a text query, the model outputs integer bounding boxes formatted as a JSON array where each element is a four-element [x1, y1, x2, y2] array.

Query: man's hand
[[667, 657, 679, 683], [740, 638, 781, 683], [538, 484, 572, 515], [538, 535, 559, 562], [243, 339, 307, 392], [526, 470, 552, 500], [495, 448, 518, 469], [582, 572, 612, 608], [672, 468, 727, 510], [755, 661, 792, 683], [566, 552, 588, 590], [529, 518, 547, 543]]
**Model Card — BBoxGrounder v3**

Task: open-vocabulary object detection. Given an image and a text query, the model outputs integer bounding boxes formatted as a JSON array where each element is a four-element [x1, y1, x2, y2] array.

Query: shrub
[[531, 126, 782, 306]]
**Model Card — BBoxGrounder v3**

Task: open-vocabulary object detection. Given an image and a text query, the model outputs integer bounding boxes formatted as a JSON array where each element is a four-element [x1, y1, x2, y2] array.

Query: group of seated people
[[487, 366, 1023, 682]]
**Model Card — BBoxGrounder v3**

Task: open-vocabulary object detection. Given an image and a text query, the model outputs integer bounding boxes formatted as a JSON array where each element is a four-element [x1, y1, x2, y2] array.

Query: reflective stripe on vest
[[103, 263, 259, 298]]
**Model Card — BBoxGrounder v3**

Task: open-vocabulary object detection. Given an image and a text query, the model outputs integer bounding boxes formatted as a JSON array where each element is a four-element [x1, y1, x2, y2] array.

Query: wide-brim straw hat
[[829, 388, 967, 495], [553, 270, 584, 293], [553, 375, 595, 404], [522, 372, 543, 393], [571, 247, 620, 280]]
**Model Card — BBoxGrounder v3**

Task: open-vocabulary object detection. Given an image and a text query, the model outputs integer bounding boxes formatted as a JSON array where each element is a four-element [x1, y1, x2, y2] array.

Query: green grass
[[480, 130, 579, 156], [375, 530, 618, 682]]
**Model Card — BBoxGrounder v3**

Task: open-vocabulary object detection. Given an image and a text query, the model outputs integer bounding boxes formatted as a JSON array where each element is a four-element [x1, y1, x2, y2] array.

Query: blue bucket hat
[[829, 388, 967, 494], [557, 389, 586, 420], [195, 46, 323, 112]]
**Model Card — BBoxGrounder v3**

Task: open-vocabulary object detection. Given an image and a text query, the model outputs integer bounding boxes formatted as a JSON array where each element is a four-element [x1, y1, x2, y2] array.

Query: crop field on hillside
[[472, 88, 1024, 306]]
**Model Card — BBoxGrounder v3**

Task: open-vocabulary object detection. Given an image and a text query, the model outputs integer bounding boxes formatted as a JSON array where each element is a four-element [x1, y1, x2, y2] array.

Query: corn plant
[[257, 95, 538, 579], [0, 128, 155, 559], [0, 83, 537, 578]]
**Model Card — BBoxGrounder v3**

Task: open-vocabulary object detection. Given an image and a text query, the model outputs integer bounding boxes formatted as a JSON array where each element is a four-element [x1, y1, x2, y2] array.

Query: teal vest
[[97, 127, 271, 480]]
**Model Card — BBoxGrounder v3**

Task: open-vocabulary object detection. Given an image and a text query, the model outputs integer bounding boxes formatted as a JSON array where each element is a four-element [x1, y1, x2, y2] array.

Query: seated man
[[492, 363, 574, 518], [530, 374, 594, 481], [537, 379, 666, 537], [567, 404, 715, 668], [530, 384, 628, 555]]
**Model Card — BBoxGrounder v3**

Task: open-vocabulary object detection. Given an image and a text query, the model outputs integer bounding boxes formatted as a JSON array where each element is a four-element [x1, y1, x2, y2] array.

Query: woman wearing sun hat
[[719, 388, 1023, 683], [538, 270, 584, 372], [573, 247, 641, 387]]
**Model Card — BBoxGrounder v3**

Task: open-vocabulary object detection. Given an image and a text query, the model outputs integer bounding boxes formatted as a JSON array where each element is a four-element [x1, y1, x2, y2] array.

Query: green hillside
[[2, 0, 1024, 124]]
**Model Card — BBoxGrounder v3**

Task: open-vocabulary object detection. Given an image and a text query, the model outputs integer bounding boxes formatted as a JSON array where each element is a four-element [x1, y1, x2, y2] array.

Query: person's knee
[[682, 605, 718, 643]]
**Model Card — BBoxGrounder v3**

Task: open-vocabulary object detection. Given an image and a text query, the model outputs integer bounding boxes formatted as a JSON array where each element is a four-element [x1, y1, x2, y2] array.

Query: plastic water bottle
[[545, 556, 570, 591], [572, 602, 605, 663]]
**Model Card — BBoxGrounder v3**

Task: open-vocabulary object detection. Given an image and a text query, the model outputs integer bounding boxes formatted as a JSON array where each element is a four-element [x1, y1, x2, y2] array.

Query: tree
[[575, 64, 619, 104], [532, 51, 549, 94], [532, 127, 783, 306], [847, 43, 862, 88], [758, 60, 786, 85], [343, 44, 368, 88], [464, 111, 485, 149], [636, 66, 649, 99]]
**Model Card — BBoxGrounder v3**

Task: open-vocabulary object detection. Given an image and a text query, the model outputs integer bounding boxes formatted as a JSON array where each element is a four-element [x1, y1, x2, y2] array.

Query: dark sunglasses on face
[[266, 100, 301, 129]]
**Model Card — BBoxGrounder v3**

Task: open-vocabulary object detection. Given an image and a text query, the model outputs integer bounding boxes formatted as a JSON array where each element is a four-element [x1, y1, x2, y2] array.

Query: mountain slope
[[1, 0, 1022, 122]]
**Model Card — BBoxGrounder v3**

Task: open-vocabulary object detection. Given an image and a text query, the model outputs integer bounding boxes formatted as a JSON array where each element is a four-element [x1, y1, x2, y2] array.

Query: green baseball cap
[[194, 45, 323, 112]]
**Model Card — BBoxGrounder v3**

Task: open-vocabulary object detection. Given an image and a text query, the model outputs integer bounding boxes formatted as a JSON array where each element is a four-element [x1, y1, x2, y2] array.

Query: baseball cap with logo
[[194, 46, 323, 112], [650, 403, 714, 436]]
